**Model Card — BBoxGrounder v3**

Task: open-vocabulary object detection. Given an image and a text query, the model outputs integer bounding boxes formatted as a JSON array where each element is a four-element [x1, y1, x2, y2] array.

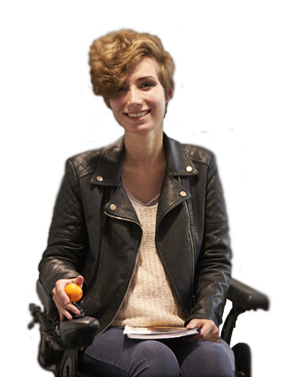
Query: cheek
[[109, 100, 123, 117], [147, 88, 166, 107]]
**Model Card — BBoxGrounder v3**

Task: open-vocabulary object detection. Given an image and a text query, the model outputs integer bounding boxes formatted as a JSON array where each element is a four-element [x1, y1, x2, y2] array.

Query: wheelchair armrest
[[37, 279, 58, 316], [58, 316, 100, 349], [222, 278, 270, 344], [227, 278, 270, 312]]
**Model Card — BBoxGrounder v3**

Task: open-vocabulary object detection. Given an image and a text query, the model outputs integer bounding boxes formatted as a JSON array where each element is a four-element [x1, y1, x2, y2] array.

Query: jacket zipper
[[178, 177, 195, 294], [94, 211, 142, 338]]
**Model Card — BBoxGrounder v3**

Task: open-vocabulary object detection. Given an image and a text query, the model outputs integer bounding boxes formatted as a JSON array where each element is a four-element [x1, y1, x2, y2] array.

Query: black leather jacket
[[39, 133, 232, 336]]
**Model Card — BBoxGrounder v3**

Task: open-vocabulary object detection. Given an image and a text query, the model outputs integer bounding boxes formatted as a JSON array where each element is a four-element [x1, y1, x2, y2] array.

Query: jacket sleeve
[[187, 154, 232, 327], [38, 159, 88, 295]]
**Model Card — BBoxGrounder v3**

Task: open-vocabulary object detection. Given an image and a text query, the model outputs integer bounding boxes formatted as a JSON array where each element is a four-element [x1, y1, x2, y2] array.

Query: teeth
[[127, 111, 148, 118]]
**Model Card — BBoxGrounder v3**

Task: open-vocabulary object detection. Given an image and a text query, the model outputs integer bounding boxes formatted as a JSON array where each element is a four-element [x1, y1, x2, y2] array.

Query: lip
[[124, 109, 151, 119]]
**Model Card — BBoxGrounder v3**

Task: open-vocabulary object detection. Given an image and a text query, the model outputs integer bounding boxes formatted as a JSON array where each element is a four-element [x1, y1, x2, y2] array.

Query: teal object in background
[[216, 149, 235, 182]]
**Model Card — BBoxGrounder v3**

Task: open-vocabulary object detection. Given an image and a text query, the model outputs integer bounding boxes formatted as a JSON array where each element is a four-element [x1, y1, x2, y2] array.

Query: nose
[[127, 86, 142, 107]]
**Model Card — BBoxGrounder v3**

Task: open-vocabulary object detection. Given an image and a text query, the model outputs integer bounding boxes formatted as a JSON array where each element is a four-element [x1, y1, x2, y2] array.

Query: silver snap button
[[180, 191, 187, 197], [109, 204, 116, 211], [96, 175, 103, 182], [186, 166, 193, 172]]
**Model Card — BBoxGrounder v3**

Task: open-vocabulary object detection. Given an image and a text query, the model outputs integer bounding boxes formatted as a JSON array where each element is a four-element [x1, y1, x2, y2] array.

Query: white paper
[[124, 325, 200, 339]]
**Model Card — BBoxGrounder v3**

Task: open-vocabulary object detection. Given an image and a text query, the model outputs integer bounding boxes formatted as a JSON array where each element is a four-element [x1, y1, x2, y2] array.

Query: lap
[[165, 337, 236, 377], [79, 327, 236, 377], [80, 327, 179, 377]]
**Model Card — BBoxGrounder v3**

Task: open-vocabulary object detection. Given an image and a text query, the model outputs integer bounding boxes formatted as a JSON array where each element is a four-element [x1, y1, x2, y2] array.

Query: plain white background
[[0, 0, 291, 377]]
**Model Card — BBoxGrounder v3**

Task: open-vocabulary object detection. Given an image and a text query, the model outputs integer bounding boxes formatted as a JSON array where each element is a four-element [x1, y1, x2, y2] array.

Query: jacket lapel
[[90, 133, 199, 225], [156, 134, 198, 227], [91, 136, 124, 187]]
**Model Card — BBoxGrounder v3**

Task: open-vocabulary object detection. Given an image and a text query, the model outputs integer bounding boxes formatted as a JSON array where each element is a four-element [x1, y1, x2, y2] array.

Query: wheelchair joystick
[[68, 302, 85, 319]]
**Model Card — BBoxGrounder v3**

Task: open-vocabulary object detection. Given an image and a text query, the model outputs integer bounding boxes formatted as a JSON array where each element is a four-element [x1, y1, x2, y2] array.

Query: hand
[[183, 318, 220, 343], [52, 276, 84, 321]]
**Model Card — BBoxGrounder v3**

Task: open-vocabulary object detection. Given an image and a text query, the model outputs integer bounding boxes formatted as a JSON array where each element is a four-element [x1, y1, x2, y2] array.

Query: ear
[[166, 83, 174, 102]]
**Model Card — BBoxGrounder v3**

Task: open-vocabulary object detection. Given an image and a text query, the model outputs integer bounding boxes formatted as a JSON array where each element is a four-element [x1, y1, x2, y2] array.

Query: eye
[[141, 82, 154, 89], [117, 86, 127, 92]]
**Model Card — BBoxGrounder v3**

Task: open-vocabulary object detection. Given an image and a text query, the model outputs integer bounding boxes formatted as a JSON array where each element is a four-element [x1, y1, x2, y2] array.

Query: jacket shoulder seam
[[67, 149, 103, 181], [183, 145, 214, 167]]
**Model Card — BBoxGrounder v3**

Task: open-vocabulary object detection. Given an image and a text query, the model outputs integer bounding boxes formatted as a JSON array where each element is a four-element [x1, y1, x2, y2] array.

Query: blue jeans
[[79, 327, 236, 377]]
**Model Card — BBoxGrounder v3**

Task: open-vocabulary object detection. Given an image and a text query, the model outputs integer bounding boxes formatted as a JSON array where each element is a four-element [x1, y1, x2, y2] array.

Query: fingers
[[184, 319, 220, 343], [184, 333, 219, 343], [53, 294, 80, 320], [61, 302, 80, 321]]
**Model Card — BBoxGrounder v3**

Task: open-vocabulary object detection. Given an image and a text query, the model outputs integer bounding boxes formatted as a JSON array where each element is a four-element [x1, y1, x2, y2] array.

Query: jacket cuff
[[184, 312, 219, 328]]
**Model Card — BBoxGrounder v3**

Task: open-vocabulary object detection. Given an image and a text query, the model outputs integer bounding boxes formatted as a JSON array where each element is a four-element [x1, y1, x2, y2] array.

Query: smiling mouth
[[125, 110, 151, 118]]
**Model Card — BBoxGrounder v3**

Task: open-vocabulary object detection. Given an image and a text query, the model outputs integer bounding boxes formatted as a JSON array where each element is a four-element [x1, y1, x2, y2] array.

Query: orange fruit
[[65, 283, 83, 302]]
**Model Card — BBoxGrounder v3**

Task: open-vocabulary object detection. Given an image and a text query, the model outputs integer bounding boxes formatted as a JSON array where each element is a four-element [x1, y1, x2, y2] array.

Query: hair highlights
[[89, 29, 175, 102]]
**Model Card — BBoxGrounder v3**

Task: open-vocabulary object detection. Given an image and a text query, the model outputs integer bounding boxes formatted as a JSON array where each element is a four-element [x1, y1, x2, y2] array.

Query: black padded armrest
[[228, 278, 270, 311], [37, 280, 58, 316]]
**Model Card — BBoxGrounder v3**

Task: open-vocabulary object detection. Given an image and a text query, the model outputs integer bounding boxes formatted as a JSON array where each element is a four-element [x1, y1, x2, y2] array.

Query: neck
[[123, 130, 165, 169]]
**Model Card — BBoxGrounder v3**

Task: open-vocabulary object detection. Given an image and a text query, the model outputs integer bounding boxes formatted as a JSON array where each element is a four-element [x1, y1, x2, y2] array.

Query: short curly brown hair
[[89, 29, 175, 102]]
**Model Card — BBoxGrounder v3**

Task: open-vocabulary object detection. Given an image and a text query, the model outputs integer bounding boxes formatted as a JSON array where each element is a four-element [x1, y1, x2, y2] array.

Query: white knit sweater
[[112, 190, 186, 327]]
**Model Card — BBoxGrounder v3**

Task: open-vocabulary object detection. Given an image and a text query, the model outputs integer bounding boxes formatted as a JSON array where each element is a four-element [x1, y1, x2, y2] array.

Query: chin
[[123, 122, 163, 136]]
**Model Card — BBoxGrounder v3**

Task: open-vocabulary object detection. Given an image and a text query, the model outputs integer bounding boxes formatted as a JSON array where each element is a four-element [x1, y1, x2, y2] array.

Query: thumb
[[186, 319, 201, 329], [73, 275, 84, 288]]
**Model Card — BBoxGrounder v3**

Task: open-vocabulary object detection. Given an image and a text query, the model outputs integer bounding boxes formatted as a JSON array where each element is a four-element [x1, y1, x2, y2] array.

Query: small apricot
[[65, 283, 83, 302]]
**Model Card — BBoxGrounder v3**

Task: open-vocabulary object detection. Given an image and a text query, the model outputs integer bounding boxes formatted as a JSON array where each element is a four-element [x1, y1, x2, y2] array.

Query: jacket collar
[[91, 133, 198, 187]]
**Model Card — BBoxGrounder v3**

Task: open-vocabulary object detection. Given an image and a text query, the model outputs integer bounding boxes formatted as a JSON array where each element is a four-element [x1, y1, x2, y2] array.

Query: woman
[[39, 29, 236, 376]]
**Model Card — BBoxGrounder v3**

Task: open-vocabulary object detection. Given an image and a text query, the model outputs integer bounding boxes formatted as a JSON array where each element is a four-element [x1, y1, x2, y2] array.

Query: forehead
[[127, 57, 159, 82]]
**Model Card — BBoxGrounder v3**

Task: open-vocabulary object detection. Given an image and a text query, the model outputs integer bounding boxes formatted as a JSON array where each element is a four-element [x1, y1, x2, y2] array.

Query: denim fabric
[[79, 327, 236, 377]]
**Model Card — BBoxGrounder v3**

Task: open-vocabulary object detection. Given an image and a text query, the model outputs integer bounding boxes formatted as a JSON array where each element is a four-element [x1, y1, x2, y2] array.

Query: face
[[108, 57, 172, 136]]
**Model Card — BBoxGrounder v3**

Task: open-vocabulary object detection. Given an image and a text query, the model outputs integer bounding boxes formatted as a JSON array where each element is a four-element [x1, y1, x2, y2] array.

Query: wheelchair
[[29, 278, 269, 377]]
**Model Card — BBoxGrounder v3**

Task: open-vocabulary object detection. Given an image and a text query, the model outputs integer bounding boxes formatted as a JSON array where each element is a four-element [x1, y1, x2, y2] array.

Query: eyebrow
[[119, 76, 158, 88], [136, 76, 158, 82]]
